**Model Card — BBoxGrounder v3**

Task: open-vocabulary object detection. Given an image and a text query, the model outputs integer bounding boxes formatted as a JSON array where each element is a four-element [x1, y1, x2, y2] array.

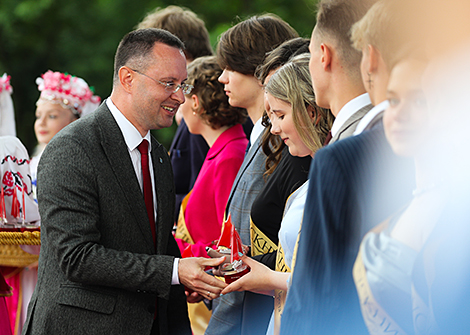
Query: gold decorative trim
[[0, 231, 41, 245]]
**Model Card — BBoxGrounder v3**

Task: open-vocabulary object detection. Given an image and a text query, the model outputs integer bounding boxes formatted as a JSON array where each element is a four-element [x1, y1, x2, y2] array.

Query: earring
[[367, 73, 373, 90], [193, 111, 197, 116]]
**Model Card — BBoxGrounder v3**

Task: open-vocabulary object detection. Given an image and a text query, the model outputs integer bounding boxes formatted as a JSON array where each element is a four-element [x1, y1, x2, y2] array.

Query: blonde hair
[[265, 53, 333, 154], [351, 0, 421, 69]]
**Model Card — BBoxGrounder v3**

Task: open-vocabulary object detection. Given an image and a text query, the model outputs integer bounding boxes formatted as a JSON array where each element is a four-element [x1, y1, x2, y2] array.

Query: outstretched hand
[[220, 256, 288, 296], [178, 256, 226, 300]]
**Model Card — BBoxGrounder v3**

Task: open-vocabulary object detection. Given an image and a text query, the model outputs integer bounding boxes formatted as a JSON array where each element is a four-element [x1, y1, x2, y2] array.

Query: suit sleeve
[[38, 135, 174, 299]]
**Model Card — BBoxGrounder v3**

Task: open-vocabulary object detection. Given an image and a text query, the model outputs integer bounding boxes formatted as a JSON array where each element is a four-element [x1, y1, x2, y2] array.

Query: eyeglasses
[[129, 68, 193, 95]]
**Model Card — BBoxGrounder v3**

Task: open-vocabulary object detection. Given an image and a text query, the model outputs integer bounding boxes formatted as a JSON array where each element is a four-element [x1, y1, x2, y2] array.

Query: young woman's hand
[[220, 256, 289, 296]]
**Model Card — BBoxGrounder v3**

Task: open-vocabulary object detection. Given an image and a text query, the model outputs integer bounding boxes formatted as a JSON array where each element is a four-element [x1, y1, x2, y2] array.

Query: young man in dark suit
[[281, 1, 415, 333], [23, 29, 225, 335]]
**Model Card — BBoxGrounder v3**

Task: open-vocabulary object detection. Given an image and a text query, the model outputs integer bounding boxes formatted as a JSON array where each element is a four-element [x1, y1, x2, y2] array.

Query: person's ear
[[191, 94, 200, 112], [119, 67, 134, 93], [368, 44, 380, 74], [307, 105, 320, 125], [320, 43, 332, 71]]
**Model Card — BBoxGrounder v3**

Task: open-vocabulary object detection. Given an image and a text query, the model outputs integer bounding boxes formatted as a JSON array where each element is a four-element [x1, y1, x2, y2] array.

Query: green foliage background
[[0, 0, 317, 155]]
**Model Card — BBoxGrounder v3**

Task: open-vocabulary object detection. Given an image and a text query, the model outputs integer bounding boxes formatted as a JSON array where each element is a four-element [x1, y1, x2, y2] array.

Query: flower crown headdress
[[36, 70, 101, 118]]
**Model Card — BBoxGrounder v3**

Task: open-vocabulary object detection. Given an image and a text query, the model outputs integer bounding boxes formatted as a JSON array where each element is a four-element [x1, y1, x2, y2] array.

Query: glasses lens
[[182, 84, 193, 95]]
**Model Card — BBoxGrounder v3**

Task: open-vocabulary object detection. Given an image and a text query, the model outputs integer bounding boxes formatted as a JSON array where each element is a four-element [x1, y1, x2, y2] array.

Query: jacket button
[[147, 305, 156, 314]]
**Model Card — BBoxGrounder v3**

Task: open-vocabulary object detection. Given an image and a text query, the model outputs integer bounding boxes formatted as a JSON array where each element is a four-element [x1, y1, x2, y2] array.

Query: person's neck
[[327, 73, 367, 116], [200, 125, 230, 147], [110, 92, 148, 137], [246, 96, 265, 124], [330, 87, 367, 117]]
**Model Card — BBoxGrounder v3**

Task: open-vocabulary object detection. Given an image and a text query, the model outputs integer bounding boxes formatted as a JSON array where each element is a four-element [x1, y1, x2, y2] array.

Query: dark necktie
[[323, 131, 332, 146], [138, 140, 156, 247]]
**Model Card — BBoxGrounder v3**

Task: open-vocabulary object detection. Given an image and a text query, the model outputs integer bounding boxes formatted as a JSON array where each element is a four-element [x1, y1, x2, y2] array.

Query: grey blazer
[[329, 103, 373, 144], [223, 133, 267, 245], [206, 131, 268, 335], [22, 103, 190, 335]]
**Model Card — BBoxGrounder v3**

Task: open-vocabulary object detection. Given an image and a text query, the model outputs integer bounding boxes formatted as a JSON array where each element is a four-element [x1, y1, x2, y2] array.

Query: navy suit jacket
[[281, 122, 414, 334], [169, 119, 209, 219]]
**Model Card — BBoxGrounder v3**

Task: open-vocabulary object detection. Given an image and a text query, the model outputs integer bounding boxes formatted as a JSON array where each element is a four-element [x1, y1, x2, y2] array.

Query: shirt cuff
[[171, 258, 180, 285]]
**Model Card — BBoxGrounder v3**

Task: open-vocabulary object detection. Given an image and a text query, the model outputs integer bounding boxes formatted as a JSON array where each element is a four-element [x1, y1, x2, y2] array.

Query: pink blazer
[[176, 124, 248, 257]]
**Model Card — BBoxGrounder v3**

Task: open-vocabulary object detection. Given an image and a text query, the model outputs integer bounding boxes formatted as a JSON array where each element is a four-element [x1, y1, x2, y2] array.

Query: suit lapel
[[97, 105, 155, 252], [225, 135, 262, 215]]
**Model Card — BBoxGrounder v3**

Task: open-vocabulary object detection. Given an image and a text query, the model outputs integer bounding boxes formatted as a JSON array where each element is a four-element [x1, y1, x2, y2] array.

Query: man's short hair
[[315, 0, 375, 77], [217, 14, 298, 76], [113, 28, 184, 83], [137, 6, 213, 61]]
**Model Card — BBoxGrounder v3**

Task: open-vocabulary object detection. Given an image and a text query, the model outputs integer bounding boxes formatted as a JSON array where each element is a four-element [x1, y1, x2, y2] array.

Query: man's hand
[[185, 290, 205, 304], [206, 245, 250, 276], [178, 257, 226, 300], [206, 248, 230, 276]]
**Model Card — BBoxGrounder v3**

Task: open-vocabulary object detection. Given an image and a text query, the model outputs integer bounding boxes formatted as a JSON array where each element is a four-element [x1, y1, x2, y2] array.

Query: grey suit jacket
[[223, 133, 267, 245], [23, 103, 190, 335], [329, 104, 373, 144], [206, 131, 268, 335]]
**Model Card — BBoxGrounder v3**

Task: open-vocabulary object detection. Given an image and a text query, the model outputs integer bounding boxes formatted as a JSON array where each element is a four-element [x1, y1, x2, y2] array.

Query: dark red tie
[[138, 140, 156, 247], [323, 131, 332, 146]]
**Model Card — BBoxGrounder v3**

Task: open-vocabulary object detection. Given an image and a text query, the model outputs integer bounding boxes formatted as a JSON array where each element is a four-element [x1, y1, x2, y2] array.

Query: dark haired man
[[23, 28, 225, 335]]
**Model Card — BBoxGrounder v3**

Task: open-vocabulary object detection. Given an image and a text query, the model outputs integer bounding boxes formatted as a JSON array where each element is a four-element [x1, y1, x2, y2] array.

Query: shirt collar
[[331, 93, 371, 137], [250, 118, 265, 146], [106, 98, 151, 151], [353, 100, 389, 136]]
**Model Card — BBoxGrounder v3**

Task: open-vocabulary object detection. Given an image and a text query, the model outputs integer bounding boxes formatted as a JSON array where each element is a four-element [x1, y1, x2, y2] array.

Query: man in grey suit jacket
[[23, 28, 225, 335]]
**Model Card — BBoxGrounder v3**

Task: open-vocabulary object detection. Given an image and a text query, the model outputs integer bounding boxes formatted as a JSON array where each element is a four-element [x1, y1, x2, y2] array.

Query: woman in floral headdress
[[1, 71, 99, 335], [30, 70, 101, 197]]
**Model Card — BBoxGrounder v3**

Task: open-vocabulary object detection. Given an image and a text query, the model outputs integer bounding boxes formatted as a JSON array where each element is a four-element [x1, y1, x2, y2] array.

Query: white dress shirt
[[106, 98, 180, 284], [331, 93, 371, 138], [245, 117, 265, 156], [353, 100, 389, 136]]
